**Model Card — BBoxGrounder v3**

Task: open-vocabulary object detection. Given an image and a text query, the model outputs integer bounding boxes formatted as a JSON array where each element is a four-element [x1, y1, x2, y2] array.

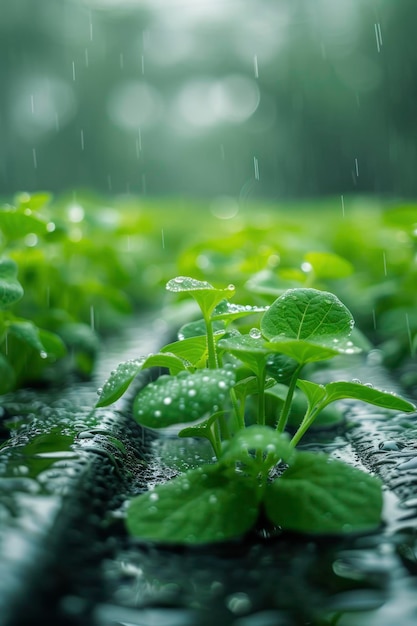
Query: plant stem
[[230, 387, 245, 432], [211, 421, 222, 458], [257, 367, 266, 426], [219, 412, 231, 441], [276, 364, 303, 433], [290, 406, 320, 447], [204, 315, 218, 369]]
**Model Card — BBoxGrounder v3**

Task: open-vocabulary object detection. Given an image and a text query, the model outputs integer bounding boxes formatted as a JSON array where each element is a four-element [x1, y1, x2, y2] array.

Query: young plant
[[97, 277, 416, 545]]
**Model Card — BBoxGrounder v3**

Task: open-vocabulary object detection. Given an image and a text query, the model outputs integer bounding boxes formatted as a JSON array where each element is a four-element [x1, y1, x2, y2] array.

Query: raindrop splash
[[90, 305, 95, 331]]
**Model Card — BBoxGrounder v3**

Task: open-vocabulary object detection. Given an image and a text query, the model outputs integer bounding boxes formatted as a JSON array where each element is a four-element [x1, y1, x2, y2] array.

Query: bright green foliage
[[264, 452, 383, 534], [133, 368, 236, 428], [303, 252, 354, 280], [166, 276, 235, 318], [220, 425, 294, 471], [97, 276, 416, 545], [126, 463, 261, 544], [261, 288, 354, 342], [0, 258, 24, 309]]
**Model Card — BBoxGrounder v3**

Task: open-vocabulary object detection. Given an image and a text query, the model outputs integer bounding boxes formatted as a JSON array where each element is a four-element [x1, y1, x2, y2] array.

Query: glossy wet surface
[[1, 331, 417, 625]]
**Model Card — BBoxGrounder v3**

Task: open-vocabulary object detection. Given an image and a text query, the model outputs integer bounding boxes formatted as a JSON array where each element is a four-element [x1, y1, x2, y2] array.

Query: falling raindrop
[[32, 148, 38, 169], [90, 305, 95, 331], [405, 313, 413, 355], [382, 251, 387, 276], [374, 22, 383, 52], [253, 156, 260, 180], [253, 54, 259, 78]]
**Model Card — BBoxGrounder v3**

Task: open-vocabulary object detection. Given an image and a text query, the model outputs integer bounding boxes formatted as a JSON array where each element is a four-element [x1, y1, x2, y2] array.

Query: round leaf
[[221, 425, 293, 469], [261, 288, 354, 342], [133, 368, 236, 428], [265, 452, 383, 534], [166, 276, 235, 318], [126, 464, 261, 544]]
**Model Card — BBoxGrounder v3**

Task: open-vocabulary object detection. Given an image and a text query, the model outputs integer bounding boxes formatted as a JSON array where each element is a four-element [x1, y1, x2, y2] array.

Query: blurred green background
[[1, 0, 416, 200]]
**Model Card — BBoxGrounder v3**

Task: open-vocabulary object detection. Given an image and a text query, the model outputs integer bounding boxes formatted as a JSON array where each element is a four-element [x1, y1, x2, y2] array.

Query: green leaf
[[178, 411, 224, 452], [178, 318, 225, 340], [0, 258, 24, 309], [212, 300, 269, 322], [265, 338, 340, 364], [265, 352, 299, 384], [296, 380, 327, 412], [264, 452, 383, 534], [166, 276, 235, 318], [220, 425, 293, 471], [0, 353, 16, 393], [38, 330, 67, 359], [0, 205, 48, 241], [261, 288, 354, 342], [126, 464, 261, 544], [319, 381, 416, 413], [96, 357, 147, 407], [234, 375, 276, 402], [304, 252, 354, 280], [160, 336, 208, 367], [217, 333, 269, 377], [142, 352, 187, 375], [7, 320, 45, 353], [133, 368, 236, 428]]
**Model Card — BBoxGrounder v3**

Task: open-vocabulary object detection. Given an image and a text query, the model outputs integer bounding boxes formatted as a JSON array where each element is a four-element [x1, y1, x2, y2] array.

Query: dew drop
[[249, 328, 262, 339], [188, 389, 197, 397], [352, 379, 361, 384], [163, 397, 172, 405], [149, 492, 159, 502]]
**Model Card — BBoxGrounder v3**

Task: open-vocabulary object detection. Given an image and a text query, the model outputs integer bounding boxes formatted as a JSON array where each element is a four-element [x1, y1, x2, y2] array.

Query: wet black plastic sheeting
[[1, 329, 417, 625]]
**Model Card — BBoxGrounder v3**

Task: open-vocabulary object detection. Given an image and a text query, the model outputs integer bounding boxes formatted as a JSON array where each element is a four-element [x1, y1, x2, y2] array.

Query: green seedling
[[0, 257, 67, 392], [97, 277, 416, 545]]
